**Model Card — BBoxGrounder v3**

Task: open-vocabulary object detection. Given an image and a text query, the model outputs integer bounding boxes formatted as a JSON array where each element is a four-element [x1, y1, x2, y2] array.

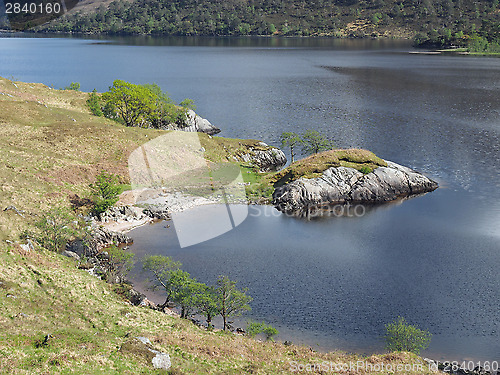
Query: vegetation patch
[[271, 149, 387, 187]]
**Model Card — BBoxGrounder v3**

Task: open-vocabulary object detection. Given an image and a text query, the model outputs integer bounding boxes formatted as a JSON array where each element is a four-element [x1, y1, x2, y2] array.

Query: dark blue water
[[1, 35, 499, 362]]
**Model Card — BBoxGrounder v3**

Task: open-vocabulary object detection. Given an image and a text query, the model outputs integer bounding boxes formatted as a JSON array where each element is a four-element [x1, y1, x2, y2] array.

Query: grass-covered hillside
[[0, 79, 437, 374]]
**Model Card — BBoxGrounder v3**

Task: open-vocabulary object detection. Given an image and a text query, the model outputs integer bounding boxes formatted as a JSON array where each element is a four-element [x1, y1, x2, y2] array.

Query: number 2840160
[[5, 2, 62, 14]]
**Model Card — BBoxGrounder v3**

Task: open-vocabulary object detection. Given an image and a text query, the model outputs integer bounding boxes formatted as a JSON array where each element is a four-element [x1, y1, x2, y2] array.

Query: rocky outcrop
[[164, 109, 220, 135], [272, 160, 438, 212], [237, 142, 287, 172]]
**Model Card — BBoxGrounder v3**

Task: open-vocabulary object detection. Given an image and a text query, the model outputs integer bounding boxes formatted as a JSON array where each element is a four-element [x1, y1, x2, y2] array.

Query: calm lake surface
[[1, 35, 499, 362]]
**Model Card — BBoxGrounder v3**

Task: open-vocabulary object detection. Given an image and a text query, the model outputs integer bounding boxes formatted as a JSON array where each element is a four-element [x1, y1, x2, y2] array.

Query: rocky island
[[271, 149, 438, 213]]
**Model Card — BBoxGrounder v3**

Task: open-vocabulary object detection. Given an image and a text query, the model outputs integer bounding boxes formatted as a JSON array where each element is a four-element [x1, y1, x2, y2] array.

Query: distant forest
[[38, 0, 500, 49]]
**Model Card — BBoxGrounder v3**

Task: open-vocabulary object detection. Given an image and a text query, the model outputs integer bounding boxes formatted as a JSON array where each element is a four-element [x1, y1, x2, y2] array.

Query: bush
[[64, 82, 80, 91], [31, 207, 79, 252], [246, 321, 279, 341], [384, 316, 431, 354], [359, 165, 372, 174], [89, 171, 121, 216], [86, 89, 103, 117]]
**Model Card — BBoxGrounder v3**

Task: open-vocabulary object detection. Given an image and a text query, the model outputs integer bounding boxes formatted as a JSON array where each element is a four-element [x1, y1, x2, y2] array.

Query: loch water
[[1, 35, 499, 362]]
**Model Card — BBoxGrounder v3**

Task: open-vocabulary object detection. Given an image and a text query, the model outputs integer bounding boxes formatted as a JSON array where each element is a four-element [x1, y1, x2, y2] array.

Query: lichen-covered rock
[[273, 160, 438, 212], [238, 142, 287, 172], [164, 109, 220, 135]]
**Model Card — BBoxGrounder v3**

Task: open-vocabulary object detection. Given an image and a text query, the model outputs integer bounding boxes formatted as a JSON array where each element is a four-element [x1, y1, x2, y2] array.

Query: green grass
[[271, 149, 387, 187]]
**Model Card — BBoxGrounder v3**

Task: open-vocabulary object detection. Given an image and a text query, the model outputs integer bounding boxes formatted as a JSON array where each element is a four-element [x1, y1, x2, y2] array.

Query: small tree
[[168, 269, 201, 318], [280, 132, 301, 163], [142, 255, 182, 308], [64, 82, 80, 91], [104, 245, 134, 283], [300, 130, 334, 155], [32, 207, 78, 253], [86, 89, 103, 117], [246, 321, 279, 341], [215, 275, 252, 331], [192, 285, 219, 329], [89, 171, 121, 216], [384, 316, 432, 355]]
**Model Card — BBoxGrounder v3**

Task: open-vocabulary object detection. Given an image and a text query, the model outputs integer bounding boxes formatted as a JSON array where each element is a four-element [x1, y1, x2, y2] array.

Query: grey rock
[[120, 337, 171, 370], [62, 250, 80, 261], [163, 109, 220, 135], [238, 142, 287, 172], [273, 160, 438, 212], [142, 205, 171, 220]]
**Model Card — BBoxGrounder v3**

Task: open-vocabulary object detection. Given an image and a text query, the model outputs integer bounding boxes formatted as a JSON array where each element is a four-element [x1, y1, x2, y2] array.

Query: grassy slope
[[0, 79, 436, 374]]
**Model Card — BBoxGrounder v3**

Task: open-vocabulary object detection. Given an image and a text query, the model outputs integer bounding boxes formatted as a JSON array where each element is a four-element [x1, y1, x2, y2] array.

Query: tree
[[142, 255, 182, 308], [86, 89, 103, 117], [101, 80, 156, 127], [300, 130, 334, 155], [64, 82, 80, 91], [168, 269, 201, 318], [214, 275, 252, 331], [32, 207, 78, 253], [280, 132, 301, 163], [246, 321, 279, 341], [105, 244, 134, 283], [192, 285, 219, 329], [89, 171, 121, 216], [384, 316, 432, 355]]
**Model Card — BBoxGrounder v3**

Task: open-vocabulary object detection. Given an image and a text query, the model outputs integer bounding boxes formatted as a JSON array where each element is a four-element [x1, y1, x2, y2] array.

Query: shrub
[[359, 165, 372, 174], [31, 207, 79, 252], [246, 321, 279, 341], [86, 89, 103, 116], [89, 171, 121, 216], [64, 82, 80, 91], [384, 316, 432, 354]]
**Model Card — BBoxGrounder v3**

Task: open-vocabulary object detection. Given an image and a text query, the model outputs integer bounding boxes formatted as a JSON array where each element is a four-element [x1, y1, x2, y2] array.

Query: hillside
[[0, 78, 442, 374], [35, 0, 500, 45]]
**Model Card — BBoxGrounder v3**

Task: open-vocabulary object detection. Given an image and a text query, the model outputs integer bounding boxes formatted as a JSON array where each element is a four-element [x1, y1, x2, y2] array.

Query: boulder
[[238, 142, 287, 172], [273, 160, 438, 212], [164, 109, 220, 135]]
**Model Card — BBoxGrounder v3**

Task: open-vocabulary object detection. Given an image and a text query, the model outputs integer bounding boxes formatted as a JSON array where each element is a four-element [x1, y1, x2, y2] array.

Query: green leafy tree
[[105, 244, 134, 283], [89, 171, 121, 216], [214, 275, 252, 331], [280, 132, 302, 163], [101, 80, 156, 127], [192, 285, 219, 329], [142, 255, 182, 308], [300, 130, 334, 155], [32, 207, 78, 253], [179, 98, 196, 111], [86, 89, 103, 117], [384, 316, 432, 355], [246, 321, 279, 341], [168, 269, 202, 318], [64, 82, 80, 91]]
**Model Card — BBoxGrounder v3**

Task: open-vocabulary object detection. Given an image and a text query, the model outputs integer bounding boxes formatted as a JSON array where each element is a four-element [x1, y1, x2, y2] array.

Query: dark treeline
[[38, 0, 499, 49]]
